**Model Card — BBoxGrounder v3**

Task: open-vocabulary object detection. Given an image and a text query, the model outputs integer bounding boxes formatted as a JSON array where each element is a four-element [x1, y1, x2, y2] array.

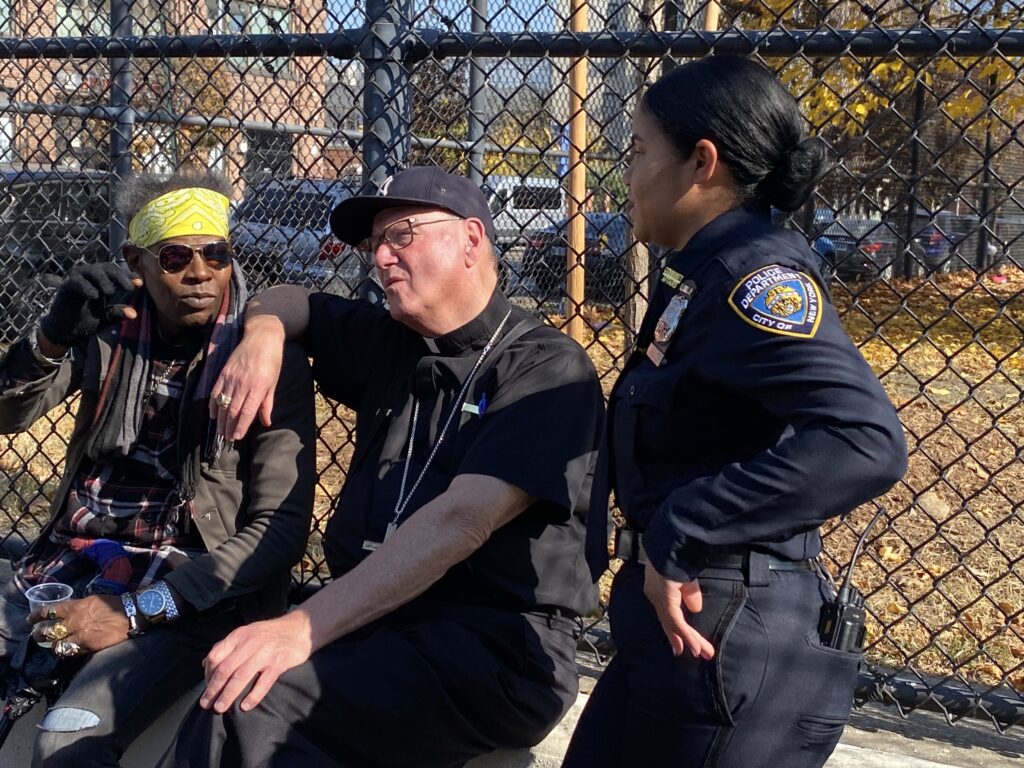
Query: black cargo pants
[[161, 600, 579, 768]]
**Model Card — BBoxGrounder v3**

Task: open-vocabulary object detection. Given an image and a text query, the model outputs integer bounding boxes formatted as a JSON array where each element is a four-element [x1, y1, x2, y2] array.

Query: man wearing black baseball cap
[[163, 166, 604, 768], [329, 164, 498, 246]]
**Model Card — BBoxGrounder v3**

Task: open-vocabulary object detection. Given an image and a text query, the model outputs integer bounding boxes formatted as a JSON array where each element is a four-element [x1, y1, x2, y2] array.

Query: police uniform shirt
[[308, 288, 604, 615], [597, 204, 907, 582]]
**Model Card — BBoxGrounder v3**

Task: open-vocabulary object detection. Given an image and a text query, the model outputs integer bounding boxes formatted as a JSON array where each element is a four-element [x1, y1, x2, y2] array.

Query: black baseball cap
[[329, 166, 497, 246]]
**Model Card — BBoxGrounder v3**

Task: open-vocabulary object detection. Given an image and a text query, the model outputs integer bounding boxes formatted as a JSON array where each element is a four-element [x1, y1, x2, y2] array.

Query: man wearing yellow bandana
[[0, 171, 316, 767]]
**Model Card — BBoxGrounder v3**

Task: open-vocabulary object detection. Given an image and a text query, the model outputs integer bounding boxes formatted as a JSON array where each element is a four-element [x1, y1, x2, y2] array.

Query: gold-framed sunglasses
[[137, 241, 233, 274]]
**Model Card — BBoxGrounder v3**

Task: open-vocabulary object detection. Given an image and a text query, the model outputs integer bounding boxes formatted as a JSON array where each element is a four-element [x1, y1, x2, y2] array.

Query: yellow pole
[[704, 1, 720, 31], [566, 0, 588, 343]]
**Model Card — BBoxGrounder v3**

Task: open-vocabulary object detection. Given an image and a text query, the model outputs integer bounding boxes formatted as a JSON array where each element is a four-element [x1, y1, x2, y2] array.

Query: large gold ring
[[215, 393, 232, 408], [53, 638, 83, 658], [43, 622, 70, 642]]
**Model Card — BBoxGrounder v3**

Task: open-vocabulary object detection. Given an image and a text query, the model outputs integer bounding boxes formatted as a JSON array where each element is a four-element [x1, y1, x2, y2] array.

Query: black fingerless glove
[[39, 263, 137, 347]]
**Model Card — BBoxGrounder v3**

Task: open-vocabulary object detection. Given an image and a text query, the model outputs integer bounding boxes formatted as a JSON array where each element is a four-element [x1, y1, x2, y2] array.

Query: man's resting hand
[[199, 611, 313, 713]]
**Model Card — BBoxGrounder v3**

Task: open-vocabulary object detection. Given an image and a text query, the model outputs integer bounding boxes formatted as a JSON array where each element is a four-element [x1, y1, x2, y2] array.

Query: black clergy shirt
[[307, 288, 605, 616]]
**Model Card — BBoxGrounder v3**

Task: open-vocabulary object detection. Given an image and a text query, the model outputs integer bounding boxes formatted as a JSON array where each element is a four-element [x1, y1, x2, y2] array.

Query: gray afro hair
[[116, 170, 232, 225]]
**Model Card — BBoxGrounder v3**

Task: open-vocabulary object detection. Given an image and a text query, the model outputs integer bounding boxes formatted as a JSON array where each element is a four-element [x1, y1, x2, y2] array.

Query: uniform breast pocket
[[620, 367, 680, 466]]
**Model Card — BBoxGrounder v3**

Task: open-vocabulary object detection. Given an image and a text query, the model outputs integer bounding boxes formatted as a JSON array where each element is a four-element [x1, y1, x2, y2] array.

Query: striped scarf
[[86, 268, 248, 495]]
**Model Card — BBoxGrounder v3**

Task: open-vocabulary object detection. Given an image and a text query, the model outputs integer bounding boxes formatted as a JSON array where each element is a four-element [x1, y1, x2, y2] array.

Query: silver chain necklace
[[361, 308, 513, 552], [144, 361, 183, 400]]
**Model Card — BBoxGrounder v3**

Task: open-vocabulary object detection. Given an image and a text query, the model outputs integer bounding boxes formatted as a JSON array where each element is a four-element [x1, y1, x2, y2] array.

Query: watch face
[[137, 588, 166, 618]]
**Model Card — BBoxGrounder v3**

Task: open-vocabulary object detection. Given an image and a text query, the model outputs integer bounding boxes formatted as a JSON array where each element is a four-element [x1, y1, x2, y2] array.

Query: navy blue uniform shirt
[[589, 204, 907, 582]]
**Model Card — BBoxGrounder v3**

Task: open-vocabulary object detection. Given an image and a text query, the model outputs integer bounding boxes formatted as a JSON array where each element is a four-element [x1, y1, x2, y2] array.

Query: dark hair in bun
[[642, 56, 829, 212]]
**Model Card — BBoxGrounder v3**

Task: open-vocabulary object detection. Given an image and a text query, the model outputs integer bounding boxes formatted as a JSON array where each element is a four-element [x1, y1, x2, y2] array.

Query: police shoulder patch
[[727, 265, 821, 339]]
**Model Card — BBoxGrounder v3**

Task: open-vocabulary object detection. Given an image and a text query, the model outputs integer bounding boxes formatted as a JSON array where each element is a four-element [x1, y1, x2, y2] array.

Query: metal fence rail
[[0, 0, 1021, 733]]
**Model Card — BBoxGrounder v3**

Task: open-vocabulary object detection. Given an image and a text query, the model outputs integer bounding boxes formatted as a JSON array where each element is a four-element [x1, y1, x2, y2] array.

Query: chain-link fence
[[0, 0, 1021, 733]]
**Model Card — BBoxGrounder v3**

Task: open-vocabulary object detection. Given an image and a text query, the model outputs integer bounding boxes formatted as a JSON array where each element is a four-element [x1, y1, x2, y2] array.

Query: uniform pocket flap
[[622, 368, 676, 411]]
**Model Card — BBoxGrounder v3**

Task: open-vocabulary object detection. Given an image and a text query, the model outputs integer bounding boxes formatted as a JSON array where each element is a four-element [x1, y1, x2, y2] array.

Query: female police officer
[[563, 56, 907, 768]]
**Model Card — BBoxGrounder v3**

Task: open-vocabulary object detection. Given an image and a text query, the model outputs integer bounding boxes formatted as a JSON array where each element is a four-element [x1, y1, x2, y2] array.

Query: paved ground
[[836, 703, 1022, 768], [0, 692, 1020, 767]]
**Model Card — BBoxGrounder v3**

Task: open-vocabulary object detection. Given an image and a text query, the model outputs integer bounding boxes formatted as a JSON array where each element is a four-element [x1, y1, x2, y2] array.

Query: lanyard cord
[[391, 308, 513, 526]]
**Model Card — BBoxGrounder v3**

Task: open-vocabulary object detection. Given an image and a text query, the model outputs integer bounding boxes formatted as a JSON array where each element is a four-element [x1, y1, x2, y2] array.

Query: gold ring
[[215, 393, 232, 408], [53, 638, 83, 658], [46, 608, 59, 620], [44, 622, 70, 642]]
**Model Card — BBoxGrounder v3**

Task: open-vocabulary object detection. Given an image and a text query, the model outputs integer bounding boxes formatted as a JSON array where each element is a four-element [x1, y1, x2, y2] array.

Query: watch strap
[[120, 592, 144, 638], [152, 580, 180, 622]]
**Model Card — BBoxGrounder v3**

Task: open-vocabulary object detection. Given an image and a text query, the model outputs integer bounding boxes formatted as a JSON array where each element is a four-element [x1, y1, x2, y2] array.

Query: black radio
[[818, 507, 885, 653]]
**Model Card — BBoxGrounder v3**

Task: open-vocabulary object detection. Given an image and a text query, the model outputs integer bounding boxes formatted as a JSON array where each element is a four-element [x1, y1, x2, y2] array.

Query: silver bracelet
[[28, 326, 68, 368], [120, 592, 144, 638]]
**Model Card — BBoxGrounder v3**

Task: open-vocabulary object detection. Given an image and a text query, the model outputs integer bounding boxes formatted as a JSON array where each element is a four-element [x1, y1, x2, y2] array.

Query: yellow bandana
[[128, 187, 231, 249]]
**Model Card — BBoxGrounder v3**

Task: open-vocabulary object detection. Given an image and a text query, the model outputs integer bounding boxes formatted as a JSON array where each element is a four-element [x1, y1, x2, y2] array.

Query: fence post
[[361, 0, 409, 190], [467, 0, 488, 185], [976, 91, 995, 271], [359, 0, 410, 297], [108, 0, 134, 258], [902, 77, 925, 279]]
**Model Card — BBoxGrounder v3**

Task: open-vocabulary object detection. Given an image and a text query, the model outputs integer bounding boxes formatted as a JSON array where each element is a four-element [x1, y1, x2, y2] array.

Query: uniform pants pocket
[[795, 714, 849, 745], [702, 580, 769, 728], [785, 632, 861, 766]]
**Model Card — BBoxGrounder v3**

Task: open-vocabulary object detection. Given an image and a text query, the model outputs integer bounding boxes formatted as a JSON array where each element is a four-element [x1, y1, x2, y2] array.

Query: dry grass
[[2, 267, 1022, 690]]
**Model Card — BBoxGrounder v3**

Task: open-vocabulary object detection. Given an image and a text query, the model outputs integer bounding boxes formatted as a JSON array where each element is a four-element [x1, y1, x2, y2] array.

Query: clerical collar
[[422, 289, 512, 356]]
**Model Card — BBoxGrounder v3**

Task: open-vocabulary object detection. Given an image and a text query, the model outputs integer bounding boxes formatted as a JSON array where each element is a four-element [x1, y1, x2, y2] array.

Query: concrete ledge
[[0, 685, 577, 768]]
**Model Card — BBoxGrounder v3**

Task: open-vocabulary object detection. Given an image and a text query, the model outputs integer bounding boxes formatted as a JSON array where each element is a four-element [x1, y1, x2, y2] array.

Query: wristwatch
[[134, 581, 180, 625], [120, 592, 144, 638]]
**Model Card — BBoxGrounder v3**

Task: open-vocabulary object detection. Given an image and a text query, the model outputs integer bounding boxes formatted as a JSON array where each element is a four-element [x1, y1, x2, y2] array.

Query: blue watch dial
[[136, 588, 166, 618]]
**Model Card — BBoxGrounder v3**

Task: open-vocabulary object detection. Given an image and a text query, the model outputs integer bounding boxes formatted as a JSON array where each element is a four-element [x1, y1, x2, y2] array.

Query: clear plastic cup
[[25, 582, 74, 648]]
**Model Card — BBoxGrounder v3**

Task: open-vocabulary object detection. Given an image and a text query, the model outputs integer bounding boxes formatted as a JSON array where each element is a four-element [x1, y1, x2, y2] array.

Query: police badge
[[647, 280, 697, 366]]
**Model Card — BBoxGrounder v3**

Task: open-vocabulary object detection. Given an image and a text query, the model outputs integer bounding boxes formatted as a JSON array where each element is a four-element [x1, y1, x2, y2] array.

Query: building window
[[0, 113, 15, 164], [242, 128, 293, 188], [56, 0, 108, 37], [208, 0, 292, 76], [0, 0, 12, 35], [138, 125, 176, 175], [208, 141, 226, 172]]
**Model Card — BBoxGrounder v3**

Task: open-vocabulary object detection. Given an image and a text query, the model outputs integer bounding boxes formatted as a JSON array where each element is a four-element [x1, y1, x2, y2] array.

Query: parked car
[[0, 167, 113, 342], [909, 211, 985, 272], [484, 176, 565, 246], [822, 217, 902, 280], [520, 212, 631, 304], [231, 177, 372, 296]]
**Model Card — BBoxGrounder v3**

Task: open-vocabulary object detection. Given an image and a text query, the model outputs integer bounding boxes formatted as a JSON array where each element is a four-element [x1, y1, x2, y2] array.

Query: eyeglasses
[[357, 216, 462, 255], [141, 241, 233, 274]]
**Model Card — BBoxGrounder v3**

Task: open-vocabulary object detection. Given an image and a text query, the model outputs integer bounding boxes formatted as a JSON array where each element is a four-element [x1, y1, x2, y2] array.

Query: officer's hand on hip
[[39, 263, 139, 349], [643, 561, 715, 660]]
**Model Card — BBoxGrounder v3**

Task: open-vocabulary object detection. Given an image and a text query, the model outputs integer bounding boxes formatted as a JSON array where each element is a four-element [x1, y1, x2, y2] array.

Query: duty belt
[[613, 527, 816, 573]]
